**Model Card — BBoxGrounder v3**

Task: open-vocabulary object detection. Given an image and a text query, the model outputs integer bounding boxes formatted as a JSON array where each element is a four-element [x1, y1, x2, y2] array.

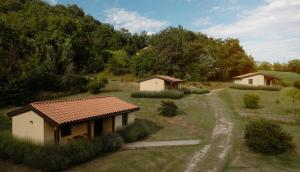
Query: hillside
[[259, 70, 300, 85]]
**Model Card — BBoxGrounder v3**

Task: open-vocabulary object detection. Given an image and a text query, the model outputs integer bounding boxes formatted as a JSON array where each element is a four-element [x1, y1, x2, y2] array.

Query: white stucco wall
[[114, 114, 123, 131], [12, 111, 46, 144], [234, 74, 265, 86], [128, 113, 135, 124], [140, 78, 165, 91]]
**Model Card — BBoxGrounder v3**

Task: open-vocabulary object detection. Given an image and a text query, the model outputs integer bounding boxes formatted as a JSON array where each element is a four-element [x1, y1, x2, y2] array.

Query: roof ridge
[[31, 96, 113, 105]]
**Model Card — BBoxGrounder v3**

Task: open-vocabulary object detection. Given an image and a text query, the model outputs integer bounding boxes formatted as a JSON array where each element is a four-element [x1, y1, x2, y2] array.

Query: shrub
[[244, 94, 260, 109], [230, 84, 281, 91], [293, 80, 300, 89], [131, 90, 184, 99], [158, 101, 178, 117], [101, 133, 124, 152], [0, 132, 123, 171], [62, 74, 88, 92], [87, 76, 108, 94], [191, 88, 210, 94], [178, 87, 191, 94], [118, 120, 152, 143], [245, 120, 294, 155]]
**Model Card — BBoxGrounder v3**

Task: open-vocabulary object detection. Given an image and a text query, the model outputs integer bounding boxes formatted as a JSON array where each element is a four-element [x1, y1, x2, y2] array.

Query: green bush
[[230, 84, 281, 91], [101, 133, 124, 152], [244, 94, 260, 109], [178, 87, 191, 94], [131, 90, 184, 99], [245, 120, 294, 155], [0, 132, 123, 171], [118, 120, 152, 143], [87, 76, 108, 94], [62, 74, 88, 92], [293, 80, 300, 89], [158, 101, 178, 117], [191, 88, 210, 94]]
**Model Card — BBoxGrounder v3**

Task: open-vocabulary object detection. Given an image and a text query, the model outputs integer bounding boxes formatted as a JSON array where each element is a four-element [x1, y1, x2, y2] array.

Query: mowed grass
[[220, 89, 300, 172], [0, 81, 215, 171], [226, 88, 300, 123], [260, 70, 300, 85]]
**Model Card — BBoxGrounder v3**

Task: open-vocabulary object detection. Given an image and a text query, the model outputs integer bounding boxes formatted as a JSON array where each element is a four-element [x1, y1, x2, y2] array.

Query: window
[[122, 114, 128, 126], [248, 79, 253, 84], [61, 125, 71, 137]]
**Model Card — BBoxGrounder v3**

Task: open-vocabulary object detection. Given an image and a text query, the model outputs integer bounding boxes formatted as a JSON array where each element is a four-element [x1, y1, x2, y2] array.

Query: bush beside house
[[230, 84, 281, 91], [131, 90, 184, 99]]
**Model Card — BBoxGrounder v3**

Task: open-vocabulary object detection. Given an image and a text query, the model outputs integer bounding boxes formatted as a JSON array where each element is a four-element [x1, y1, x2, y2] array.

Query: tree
[[288, 59, 300, 74], [109, 50, 130, 75], [273, 62, 283, 71], [258, 61, 272, 70], [281, 84, 300, 115]]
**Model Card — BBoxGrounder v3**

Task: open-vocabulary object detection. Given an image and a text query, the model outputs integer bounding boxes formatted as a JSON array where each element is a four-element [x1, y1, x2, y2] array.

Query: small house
[[7, 96, 139, 144], [232, 72, 279, 86], [139, 75, 183, 91]]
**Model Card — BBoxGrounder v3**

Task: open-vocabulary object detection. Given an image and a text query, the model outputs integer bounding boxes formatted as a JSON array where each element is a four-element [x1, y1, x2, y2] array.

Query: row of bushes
[[0, 119, 159, 171], [0, 132, 123, 171], [230, 84, 281, 91], [131, 90, 184, 99], [191, 88, 210, 94]]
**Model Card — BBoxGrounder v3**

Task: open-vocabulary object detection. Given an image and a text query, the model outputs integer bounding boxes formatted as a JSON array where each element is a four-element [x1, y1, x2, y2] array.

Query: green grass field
[[260, 70, 300, 85], [0, 81, 215, 172], [1, 80, 300, 171], [221, 88, 300, 172]]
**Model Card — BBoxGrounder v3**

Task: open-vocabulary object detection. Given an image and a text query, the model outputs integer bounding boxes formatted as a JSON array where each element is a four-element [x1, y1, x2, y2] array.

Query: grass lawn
[[0, 81, 215, 171], [260, 70, 300, 85], [220, 88, 300, 172]]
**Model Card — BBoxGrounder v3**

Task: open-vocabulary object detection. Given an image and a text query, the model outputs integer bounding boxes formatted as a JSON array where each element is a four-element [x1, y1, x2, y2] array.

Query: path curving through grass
[[184, 89, 234, 172]]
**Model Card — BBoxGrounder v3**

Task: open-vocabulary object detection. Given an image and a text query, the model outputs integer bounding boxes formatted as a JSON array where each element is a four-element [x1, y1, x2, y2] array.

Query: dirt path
[[184, 89, 234, 172], [122, 140, 201, 149]]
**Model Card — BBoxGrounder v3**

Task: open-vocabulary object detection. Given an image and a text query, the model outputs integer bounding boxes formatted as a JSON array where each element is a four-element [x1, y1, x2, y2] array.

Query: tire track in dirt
[[184, 90, 234, 172]]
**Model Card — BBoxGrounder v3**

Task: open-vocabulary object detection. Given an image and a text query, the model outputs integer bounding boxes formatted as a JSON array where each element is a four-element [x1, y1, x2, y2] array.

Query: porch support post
[[112, 116, 115, 132], [54, 126, 60, 144], [87, 121, 91, 139]]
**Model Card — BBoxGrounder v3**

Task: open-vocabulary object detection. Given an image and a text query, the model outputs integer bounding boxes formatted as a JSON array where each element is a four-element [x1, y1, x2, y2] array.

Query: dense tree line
[[258, 60, 300, 73], [0, 0, 256, 106]]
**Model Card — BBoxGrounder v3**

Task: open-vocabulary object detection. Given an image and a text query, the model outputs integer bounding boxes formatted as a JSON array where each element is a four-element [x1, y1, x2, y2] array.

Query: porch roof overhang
[[7, 96, 139, 127]]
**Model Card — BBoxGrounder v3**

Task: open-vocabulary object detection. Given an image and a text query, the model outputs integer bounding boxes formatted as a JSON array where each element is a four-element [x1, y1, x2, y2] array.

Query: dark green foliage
[[118, 119, 160, 143], [87, 76, 108, 94], [0, 132, 123, 171], [131, 90, 184, 99], [191, 88, 210, 94], [178, 87, 191, 94], [293, 80, 300, 89], [101, 133, 124, 152], [245, 120, 294, 155], [158, 101, 178, 117], [62, 74, 88, 92], [244, 94, 260, 109], [230, 84, 281, 91]]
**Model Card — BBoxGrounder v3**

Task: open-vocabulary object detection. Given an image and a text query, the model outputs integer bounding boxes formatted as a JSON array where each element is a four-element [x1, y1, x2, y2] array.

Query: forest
[[0, 0, 298, 106]]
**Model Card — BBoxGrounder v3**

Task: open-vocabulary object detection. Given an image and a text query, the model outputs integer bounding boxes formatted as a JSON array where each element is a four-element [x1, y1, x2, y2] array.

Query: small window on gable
[[248, 79, 253, 84], [61, 125, 71, 137], [122, 113, 128, 126]]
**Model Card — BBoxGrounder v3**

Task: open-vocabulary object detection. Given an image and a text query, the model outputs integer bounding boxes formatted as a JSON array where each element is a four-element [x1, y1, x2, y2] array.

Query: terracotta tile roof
[[8, 96, 139, 126], [232, 72, 280, 79], [140, 75, 183, 82]]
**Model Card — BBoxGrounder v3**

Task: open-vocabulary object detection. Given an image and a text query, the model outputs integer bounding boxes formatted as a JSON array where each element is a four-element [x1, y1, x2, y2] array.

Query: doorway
[[94, 119, 103, 136]]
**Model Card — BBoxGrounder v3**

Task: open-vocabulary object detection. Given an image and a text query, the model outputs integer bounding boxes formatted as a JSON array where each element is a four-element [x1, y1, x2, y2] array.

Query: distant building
[[7, 96, 139, 144], [232, 72, 280, 86], [139, 75, 183, 91]]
